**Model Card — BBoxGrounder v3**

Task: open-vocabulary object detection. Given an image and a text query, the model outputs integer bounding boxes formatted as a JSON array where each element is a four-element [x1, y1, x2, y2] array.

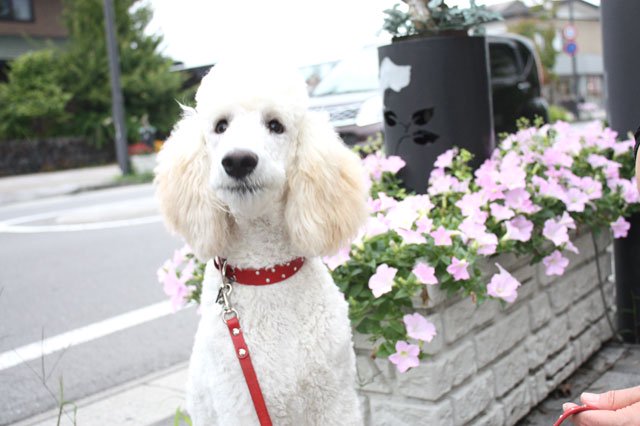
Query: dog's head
[[155, 60, 368, 260]]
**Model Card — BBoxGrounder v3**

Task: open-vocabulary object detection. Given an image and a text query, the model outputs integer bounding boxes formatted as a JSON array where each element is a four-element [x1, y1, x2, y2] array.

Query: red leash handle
[[226, 315, 273, 426], [553, 405, 599, 426]]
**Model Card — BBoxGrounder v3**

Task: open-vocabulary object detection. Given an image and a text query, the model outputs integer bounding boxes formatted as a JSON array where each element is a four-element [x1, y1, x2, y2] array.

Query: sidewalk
[[523, 341, 640, 425], [13, 363, 189, 426], [12, 340, 640, 426], [0, 164, 122, 206]]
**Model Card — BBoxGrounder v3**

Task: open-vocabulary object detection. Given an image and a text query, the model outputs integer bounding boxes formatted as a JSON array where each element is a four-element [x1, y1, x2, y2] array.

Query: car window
[[311, 48, 380, 97], [489, 43, 519, 80]]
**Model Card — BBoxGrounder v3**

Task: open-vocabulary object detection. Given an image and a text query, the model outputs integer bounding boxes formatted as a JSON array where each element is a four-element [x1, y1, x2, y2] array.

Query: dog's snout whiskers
[[222, 150, 259, 180]]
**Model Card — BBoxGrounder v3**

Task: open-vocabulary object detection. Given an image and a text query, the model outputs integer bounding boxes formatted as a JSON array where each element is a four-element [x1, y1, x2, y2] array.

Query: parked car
[[309, 34, 548, 144]]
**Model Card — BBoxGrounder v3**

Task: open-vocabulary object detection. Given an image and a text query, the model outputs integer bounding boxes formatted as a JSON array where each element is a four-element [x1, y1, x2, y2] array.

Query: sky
[[145, 0, 600, 68]]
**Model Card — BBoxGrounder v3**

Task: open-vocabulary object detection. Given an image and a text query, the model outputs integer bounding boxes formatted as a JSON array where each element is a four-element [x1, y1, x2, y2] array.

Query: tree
[[0, 50, 72, 139], [0, 0, 186, 145]]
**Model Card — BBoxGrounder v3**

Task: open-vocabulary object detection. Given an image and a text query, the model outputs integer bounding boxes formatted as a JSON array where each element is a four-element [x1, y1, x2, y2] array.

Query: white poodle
[[154, 59, 368, 426]]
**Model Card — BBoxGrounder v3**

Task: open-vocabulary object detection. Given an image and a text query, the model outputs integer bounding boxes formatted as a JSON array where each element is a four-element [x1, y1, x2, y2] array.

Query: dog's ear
[[154, 107, 232, 260], [285, 112, 368, 257]]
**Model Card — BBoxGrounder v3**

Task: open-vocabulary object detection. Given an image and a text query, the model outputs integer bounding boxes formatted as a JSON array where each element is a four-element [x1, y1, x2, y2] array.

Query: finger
[[563, 402, 579, 412], [580, 386, 640, 410], [570, 408, 631, 426]]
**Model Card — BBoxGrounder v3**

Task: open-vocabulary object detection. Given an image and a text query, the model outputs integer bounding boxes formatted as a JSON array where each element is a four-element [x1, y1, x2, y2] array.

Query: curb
[[13, 362, 189, 426]]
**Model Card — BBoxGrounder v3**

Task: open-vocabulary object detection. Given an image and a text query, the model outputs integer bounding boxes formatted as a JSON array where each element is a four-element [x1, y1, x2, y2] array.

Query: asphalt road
[[0, 184, 199, 425]]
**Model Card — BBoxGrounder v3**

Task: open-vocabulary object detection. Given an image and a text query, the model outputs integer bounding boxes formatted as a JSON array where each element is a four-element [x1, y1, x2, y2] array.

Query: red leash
[[553, 405, 599, 426], [225, 315, 272, 426], [214, 257, 305, 426]]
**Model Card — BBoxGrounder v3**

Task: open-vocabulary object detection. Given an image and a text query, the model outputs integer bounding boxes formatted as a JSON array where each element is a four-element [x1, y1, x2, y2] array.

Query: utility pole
[[103, 0, 130, 175], [602, 0, 640, 343], [568, 0, 579, 114]]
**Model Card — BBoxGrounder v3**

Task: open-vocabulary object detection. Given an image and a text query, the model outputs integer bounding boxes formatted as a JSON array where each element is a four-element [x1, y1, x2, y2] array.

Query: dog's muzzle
[[222, 150, 258, 180]]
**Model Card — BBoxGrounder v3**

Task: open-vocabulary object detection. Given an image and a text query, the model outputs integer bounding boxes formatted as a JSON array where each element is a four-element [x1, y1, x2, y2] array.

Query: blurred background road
[[0, 183, 198, 425]]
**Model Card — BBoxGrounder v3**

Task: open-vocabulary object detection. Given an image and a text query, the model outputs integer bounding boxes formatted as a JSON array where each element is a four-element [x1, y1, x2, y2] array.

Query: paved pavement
[[4, 164, 640, 426], [13, 340, 640, 425], [523, 342, 640, 425], [0, 164, 122, 206]]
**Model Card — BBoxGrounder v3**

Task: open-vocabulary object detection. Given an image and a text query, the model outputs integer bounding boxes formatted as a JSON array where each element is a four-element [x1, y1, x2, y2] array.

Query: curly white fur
[[155, 59, 368, 426]]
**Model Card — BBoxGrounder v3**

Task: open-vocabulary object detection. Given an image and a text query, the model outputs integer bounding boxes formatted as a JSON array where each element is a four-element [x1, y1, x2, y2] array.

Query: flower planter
[[614, 211, 640, 343], [378, 35, 494, 194], [353, 230, 614, 425]]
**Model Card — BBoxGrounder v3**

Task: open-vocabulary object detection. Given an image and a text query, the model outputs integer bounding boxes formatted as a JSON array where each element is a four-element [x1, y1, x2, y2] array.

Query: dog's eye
[[267, 119, 285, 134], [214, 119, 228, 134]]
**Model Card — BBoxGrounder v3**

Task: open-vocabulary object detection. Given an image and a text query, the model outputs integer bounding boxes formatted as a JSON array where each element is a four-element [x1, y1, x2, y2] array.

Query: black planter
[[378, 35, 495, 194], [614, 212, 640, 343]]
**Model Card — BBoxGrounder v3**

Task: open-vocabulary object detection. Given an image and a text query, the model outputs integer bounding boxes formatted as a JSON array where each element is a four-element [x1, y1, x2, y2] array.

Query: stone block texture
[[354, 232, 614, 425]]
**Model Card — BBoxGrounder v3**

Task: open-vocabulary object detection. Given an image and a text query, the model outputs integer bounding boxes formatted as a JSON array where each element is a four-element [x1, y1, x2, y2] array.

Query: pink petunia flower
[[403, 194, 434, 214], [487, 263, 521, 303], [505, 216, 534, 242], [362, 152, 406, 180], [434, 148, 458, 169], [587, 154, 609, 168], [381, 155, 406, 175], [415, 217, 433, 234], [364, 214, 391, 238], [180, 259, 196, 283], [430, 226, 452, 246], [611, 217, 631, 239], [397, 228, 427, 245], [412, 262, 438, 285], [447, 257, 470, 281], [162, 268, 190, 312], [459, 217, 487, 240], [368, 264, 397, 298], [388, 341, 420, 373], [386, 203, 419, 231], [367, 192, 399, 213], [456, 192, 487, 218], [559, 211, 577, 230], [490, 203, 515, 222], [543, 251, 570, 276], [428, 168, 463, 196], [564, 188, 589, 212], [543, 218, 570, 246], [323, 247, 351, 270], [476, 232, 498, 255], [578, 177, 603, 200], [504, 188, 531, 212], [403, 313, 437, 342], [543, 148, 573, 168]]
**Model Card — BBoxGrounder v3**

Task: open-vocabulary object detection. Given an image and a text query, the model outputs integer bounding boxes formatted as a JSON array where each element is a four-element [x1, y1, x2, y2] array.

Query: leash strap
[[225, 315, 273, 426], [553, 405, 598, 426]]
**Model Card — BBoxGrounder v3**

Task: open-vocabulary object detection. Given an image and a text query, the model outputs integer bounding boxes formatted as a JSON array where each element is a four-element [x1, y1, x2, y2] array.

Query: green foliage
[[548, 105, 573, 123], [0, 50, 72, 139], [173, 407, 192, 426], [383, 0, 502, 39], [0, 0, 186, 146]]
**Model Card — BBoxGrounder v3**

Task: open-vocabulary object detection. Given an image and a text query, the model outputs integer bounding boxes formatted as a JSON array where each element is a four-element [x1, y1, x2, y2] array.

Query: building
[[0, 0, 67, 80], [486, 0, 603, 112]]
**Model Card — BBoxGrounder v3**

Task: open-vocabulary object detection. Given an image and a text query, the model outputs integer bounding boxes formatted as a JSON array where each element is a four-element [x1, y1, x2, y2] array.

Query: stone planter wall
[[354, 230, 614, 425]]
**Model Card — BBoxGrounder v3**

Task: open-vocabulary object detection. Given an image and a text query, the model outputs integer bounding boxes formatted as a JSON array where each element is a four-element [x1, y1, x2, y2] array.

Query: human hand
[[562, 386, 640, 425]]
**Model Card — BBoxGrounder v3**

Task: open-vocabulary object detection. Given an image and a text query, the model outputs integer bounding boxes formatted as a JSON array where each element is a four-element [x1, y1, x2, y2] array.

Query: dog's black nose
[[221, 150, 258, 179]]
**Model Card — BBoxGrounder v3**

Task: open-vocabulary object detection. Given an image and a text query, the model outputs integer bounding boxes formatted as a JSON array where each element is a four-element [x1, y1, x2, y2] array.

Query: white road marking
[[0, 300, 185, 371], [0, 215, 162, 233], [0, 202, 162, 233]]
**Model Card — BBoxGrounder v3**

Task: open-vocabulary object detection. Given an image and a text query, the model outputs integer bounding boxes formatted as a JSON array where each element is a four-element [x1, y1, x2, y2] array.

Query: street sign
[[563, 25, 577, 40], [564, 41, 578, 56]]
